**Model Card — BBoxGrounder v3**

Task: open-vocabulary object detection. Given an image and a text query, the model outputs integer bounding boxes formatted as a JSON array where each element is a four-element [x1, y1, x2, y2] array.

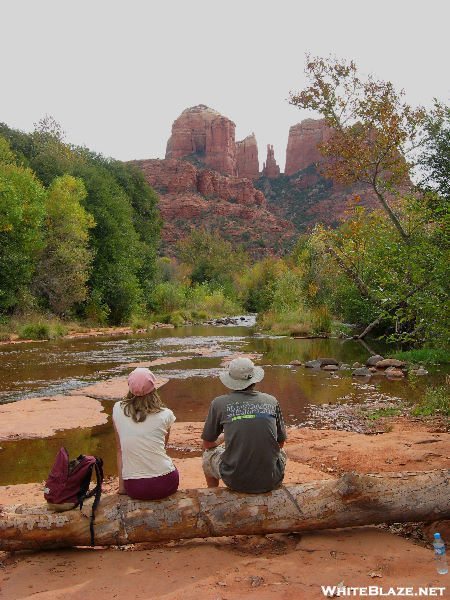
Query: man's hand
[[202, 439, 219, 450]]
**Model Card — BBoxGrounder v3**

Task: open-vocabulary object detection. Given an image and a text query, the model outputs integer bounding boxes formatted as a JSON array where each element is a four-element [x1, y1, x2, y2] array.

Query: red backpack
[[44, 447, 104, 546]]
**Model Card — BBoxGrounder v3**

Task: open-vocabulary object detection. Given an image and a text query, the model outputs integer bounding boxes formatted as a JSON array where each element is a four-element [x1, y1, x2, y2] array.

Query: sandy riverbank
[[1, 417, 449, 599]]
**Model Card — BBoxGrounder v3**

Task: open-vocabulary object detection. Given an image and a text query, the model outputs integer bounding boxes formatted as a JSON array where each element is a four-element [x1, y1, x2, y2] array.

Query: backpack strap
[[78, 457, 104, 546], [87, 458, 104, 547]]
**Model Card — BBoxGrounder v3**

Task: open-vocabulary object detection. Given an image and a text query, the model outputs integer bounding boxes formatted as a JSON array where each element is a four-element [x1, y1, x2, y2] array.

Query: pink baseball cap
[[128, 368, 157, 396]]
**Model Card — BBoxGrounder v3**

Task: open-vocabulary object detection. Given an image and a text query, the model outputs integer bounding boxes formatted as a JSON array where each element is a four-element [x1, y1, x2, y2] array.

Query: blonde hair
[[120, 390, 165, 423]]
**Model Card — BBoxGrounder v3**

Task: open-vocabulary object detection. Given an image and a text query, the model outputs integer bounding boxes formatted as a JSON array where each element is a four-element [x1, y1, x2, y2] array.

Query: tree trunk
[[1, 470, 448, 551], [357, 280, 431, 339], [322, 241, 381, 306]]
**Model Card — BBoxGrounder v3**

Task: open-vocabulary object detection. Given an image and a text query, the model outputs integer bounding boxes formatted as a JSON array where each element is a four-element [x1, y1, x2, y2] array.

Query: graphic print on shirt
[[225, 401, 277, 422]]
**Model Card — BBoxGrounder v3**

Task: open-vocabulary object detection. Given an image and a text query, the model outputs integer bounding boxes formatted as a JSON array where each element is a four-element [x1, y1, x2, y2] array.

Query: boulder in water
[[366, 355, 384, 366], [352, 367, 372, 377]]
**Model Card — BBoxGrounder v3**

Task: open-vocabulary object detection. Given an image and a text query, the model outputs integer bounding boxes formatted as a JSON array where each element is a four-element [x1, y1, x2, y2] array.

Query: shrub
[[272, 271, 305, 312], [311, 306, 332, 333], [257, 308, 313, 336], [392, 348, 449, 365], [84, 289, 110, 325], [168, 311, 187, 327], [19, 322, 51, 340], [412, 386, 449, 416], [146, 282, 187, 313]]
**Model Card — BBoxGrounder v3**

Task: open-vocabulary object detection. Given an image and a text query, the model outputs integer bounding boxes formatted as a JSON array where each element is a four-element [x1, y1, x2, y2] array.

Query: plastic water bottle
[[433, 533, 448, 574]]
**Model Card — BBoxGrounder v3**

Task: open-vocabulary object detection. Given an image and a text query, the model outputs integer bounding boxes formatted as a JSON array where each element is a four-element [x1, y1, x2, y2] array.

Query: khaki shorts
[[202, 446, 287, 480]]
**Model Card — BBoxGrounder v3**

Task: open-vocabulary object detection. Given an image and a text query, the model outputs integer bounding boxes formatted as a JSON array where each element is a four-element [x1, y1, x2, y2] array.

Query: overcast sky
[[2, 0, 449, 170]]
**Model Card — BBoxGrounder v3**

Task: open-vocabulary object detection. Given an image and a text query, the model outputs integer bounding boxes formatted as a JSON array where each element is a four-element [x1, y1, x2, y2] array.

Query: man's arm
[[202, 433, 225, 450], [275, 403, 287, 447], [201, 399, 224, 448]]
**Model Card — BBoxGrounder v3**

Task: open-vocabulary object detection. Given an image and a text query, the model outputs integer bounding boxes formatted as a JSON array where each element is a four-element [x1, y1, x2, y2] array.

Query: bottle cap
[[434, 533, 441, 539]]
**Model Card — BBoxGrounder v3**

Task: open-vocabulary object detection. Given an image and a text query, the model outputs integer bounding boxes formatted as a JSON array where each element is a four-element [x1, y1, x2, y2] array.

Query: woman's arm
[[165, 427, 171, 449], [113, 421, 126, 494]]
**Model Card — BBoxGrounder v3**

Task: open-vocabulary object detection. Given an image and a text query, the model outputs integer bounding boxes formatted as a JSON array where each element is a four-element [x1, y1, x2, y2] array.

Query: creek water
[[0, 319, 444, 485]]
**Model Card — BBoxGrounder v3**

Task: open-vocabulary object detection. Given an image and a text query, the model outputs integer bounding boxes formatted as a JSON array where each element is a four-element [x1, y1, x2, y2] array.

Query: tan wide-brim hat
[[219, 357, 264, 390]]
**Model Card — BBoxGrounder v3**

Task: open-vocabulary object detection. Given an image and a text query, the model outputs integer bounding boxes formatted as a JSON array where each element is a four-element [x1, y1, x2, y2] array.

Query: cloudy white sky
[[2, 0, 449, 170]]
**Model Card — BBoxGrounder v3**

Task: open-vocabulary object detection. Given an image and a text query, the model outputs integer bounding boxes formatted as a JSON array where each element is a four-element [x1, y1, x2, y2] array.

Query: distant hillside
[[135, 158, 296, 258], [255, 166, 378, 232]]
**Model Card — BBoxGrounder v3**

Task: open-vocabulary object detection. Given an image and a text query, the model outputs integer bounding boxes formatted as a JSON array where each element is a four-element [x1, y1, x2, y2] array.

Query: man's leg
[[202, 446, 225, 488], [204, 474, 220, 488]]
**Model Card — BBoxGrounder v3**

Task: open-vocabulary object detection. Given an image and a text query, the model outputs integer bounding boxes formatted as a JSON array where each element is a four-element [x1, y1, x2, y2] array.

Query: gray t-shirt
[[201, 389, 287, 493]]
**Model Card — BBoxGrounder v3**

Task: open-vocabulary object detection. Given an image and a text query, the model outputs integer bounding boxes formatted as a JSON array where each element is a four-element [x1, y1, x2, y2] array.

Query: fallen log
[[1, 470, 448, 551]]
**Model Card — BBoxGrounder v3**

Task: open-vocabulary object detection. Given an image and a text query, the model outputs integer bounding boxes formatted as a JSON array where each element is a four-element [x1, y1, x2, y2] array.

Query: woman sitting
[[113, 367, 179, 500]]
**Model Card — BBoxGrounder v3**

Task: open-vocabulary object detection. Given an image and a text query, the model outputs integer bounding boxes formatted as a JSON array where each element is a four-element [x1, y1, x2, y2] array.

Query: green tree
[[0, 120, 162, 323], [33, 175, 95, 316], [289, 55, 427, 242], [177, 229, 249, 293], [242, 258, 280, 312], [0, 138, 46, 312], [30, 115, 78, 186], [420, 102, 450, 201], [289, 56, 448, 345], [70, 161, 144, 324], [103, 159, 162, 296]]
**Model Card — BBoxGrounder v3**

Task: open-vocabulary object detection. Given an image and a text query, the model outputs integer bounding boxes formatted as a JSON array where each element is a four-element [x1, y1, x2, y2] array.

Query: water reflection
[[0, 324, 445, 486]]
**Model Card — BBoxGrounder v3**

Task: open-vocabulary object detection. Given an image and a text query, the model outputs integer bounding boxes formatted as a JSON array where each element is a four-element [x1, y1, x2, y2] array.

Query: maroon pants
[[124, 468, 179, 500]]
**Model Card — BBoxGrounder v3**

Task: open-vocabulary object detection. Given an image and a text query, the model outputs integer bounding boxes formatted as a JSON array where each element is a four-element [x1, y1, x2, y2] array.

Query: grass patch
[[411, 385, 449, 416], [391, 348, 449, 365], [367, 407, 402, 420], [257, 306, 333, 336], [257, 309, 312, 336], [18, 321, 69, 340]]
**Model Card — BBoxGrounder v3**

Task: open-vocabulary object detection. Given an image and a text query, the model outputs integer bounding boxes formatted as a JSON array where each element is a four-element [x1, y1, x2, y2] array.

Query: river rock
[[352, 362, 361, 368], [323, 365, 339, 371], [376, 359, 407, 368], [366, 355, 384, 366], [352, 367, 372, 377], [340, 364, 350, 369], [304, 359, 322, 369], [318, 357, 339, 366], [411, 367, 429, 376], [290, 360, 303, 366], [384, 367, 405, 377]]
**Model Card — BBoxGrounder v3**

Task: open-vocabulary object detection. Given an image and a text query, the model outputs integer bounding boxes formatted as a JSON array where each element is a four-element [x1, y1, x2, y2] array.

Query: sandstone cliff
[[262, 144, 280, 178], [166, 105, 237, 176], [138, 108, 382, 257], [136, 158, 295, 257], [284, 118, 333, 176], [236, 133, 259, 179]]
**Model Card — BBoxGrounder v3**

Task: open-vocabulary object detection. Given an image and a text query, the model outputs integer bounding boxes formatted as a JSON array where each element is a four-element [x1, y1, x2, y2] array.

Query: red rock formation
[[236, 133, 259, 179], [136, 159, 266, 208], [262, 144, 280, 178], [285, 118, 333, 176], [165, 105, 237, 176], [135, 158, 293, 258], [137, 159, 197, 193]]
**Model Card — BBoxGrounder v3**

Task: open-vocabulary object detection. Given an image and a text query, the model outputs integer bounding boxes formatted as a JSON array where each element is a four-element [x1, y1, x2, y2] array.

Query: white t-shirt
[[113, 402, 176, 480]]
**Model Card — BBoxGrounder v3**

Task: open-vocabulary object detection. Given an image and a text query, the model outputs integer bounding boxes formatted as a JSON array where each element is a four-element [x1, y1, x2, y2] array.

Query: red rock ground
[[1, 409, 448, 599]]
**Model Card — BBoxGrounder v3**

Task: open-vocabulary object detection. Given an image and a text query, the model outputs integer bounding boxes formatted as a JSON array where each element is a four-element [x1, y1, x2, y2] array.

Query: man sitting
[[201, 357, 287, 493]]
